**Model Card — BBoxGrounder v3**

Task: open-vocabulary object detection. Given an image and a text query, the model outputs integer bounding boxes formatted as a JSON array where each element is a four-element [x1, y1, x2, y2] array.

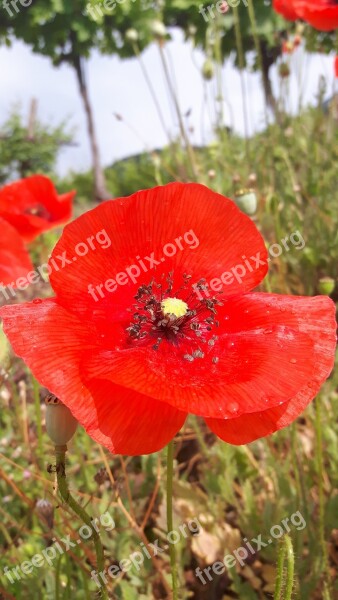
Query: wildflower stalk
[[274, 535, 294, 600], [314, 397, 332, 599], [246, 0, 269, 125], [167, 440, 179, 600], [54, 445, 107, 600], [157, 43, 198, 180], [32, 375, 43, 465], [233, 5, 250, 156]]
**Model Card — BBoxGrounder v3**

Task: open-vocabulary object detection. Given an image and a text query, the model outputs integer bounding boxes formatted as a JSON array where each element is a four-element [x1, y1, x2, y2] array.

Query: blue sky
[[0, 29, 335, 176]]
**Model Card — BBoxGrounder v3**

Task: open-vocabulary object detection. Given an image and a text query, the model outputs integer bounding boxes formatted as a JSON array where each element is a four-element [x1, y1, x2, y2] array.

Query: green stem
[[32, 376, 43, 465], [274, 540, 286, 600], [284, 535, 295, 600], [158, 43, 198, 180], [233, 5, 250, 157], [314, 397, 332, 598], [167, 440, 178, 600], [274, 535, 294, 600], [246, 0, 269, 125], [55, 445, 107, 600]]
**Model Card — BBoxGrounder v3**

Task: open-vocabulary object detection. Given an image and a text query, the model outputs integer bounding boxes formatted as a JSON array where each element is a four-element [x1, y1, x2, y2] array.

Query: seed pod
[[234, 189, 257, 216], [202, 59, 215, 81], [45, 394, 78, 446], [318, 277, 335, 296], [151, 20, 167, 39], [125, 28, 139, 43]]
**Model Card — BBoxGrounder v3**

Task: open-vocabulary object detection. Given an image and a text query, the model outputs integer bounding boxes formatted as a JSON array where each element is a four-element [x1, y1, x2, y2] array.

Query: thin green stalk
[[32, 376, 43, 465], [274, 535, 294, 600], [55, 553, 62, 600], [314, 397, 332, 599], [233, 5, 250, 158], [246, 0, 269, 125], [55, 445, 107, 600], [274, 540, 286, 600], [167, 440, 178, 600], [158, 43, 198, 180], [132, 41, 171, 143], [284, 536, 295, 600]]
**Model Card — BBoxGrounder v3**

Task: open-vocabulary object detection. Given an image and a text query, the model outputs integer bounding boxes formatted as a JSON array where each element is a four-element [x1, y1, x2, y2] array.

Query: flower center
[[125, 273, 223, 359], [161, 297, 188, 318], [24, 204, 51, 220]]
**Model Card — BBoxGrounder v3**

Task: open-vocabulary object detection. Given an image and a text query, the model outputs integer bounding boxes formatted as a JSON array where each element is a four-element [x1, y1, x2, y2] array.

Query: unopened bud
[[318, 277, 335, 296], [202, 59, 214, 81], [125, 28, 139, 43], [151, 20, 167, 38], [36, 498, 54, 528], [234, 189, 257, 216]]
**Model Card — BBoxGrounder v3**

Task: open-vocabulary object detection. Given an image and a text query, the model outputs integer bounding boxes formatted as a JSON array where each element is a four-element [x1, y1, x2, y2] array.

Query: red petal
[[0, 299, 186, 454], [48, 183, 268, 315], [205, 293, 337, 443], [0, 218, 33, 286], [86, 379, 186, 454], [0, 176, 74, 242], [273, 0, 299, 21], [292, 0, 338, 31], [82, 294, 336, 418]]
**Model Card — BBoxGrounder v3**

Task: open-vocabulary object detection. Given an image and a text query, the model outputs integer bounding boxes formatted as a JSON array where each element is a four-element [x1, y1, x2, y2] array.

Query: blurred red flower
[[0, 175, 75, 242], [0, 218, 33, 286], [291, 0, 338, 31], [273, 0, 299, 21], [335, 55, 338, 77], [0, 183, 336, 454]]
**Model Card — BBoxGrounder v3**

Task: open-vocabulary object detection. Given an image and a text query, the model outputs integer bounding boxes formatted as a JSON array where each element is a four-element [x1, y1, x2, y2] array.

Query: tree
[[0, 0, 112, 200], [0, 101, 73, 185]]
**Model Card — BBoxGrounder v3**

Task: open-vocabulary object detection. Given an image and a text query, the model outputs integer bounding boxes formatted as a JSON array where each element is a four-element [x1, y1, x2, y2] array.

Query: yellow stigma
[[161, 297, 188, 318]]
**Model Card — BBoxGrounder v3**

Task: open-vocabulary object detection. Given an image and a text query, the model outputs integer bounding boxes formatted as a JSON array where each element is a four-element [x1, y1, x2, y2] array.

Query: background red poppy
[[0, 175, 75, 242], [292, 0, 338, 31], [0, 217, 33, 286], [273, 0, 299, 21]]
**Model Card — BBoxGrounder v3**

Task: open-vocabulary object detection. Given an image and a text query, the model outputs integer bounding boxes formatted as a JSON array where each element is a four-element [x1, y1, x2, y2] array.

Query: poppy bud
[[151, 20, 167, 39], [36, 498, 54, 528], [318, 277, 335, 296], [45, 394, 78, 446], [202, 59, 215, 81], [234, 189, 257, 216], [125, 28, 139, 43]]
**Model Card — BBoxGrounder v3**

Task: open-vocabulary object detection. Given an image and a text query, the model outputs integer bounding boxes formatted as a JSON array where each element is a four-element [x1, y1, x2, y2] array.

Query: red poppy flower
[[273, 0, 299, 21], [0, 184, 336, 454], [0, 175, 75, 243], [0, 218, 33, 287], [335, 55, 338, 78], [292, 0, 338, 31]]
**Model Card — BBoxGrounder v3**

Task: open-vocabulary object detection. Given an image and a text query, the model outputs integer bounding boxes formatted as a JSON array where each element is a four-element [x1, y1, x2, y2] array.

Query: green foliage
[[0, 106, 73, 184]]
